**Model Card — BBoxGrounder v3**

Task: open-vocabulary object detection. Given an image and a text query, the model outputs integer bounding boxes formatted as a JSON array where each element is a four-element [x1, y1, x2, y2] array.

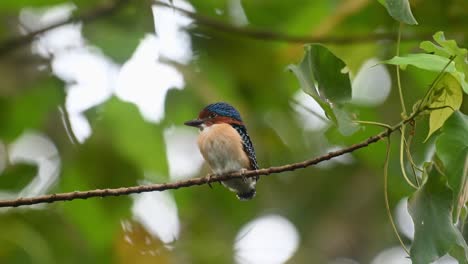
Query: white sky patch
[[19, 4, 84, 58], [291, 91, 329, 131], [431, 255, 459, 264], [0, 132, 60, 210], [328, 258, 360, 264], [164, 126, 204, 181], [152, 0, 194, 64], [67, 113, 92, 143], [351, 58, 391, 106], [19, 4, 118, 143], [115, 35, 185, 122], [19, 0, 195, 141], [54, 48, 118, 142], [115, 0, 193, 122], [371, 247, 411, 264], [234, 214, 300, 264], [395, 197, 414, 240], [228, 0, 249, 26], [132, 191, 180, 244]]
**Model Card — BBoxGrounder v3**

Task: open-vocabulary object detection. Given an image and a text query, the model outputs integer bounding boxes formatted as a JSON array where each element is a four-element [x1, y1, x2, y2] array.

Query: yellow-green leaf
[[420, 31, 468, 94], [425, 74, 462, 141]]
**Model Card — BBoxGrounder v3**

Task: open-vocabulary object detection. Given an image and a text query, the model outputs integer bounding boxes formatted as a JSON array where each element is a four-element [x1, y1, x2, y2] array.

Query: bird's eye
[[209, 113, 217, 119]]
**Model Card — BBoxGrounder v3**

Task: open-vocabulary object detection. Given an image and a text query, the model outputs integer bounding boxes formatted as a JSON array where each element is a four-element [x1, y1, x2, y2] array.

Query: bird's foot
[[240, 168, 248, 183], [207, 174, 214, 189]]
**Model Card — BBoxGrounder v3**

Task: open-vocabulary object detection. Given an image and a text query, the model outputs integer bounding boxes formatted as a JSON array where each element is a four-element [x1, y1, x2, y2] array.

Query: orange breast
[[197, 123, 251, 173]]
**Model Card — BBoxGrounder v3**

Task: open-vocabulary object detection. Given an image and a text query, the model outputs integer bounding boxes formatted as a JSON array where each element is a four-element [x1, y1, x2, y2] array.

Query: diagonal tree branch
[[0, 0, 130, 57], [153, 1, 436, 44], [1, 0, 455, 58], [0, 113, 417, 208]]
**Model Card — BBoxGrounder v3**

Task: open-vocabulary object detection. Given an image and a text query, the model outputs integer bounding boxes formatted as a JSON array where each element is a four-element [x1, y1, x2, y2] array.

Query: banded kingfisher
[[184, 102, 259, 200]]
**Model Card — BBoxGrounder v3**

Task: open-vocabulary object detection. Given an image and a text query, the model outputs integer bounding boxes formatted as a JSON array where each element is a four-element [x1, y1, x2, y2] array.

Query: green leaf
[[425, 74, 462, 140], [288, 64, 337, 123], [0, 163, 37, 192], [101, 97, 168, 179], [288, 44, 352, 103], [0, 78, 63, 141], [408, 166, 468, 264], [384, 53, 467, 95], [378, 0, 418, 25], [383, 53, 456, 72], [435, 111, 468, 222], [288, 44, 357, 136], [305, 44, 352, 103], [332, 107, 359, 136], [420, 31, 468, 94]]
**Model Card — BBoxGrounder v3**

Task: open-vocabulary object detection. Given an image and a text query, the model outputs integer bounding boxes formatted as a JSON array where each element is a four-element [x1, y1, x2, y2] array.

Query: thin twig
[[354, 120, 392, 130], [153, 1, 434, 45], [0, 113, 417, 208], [0, 0, 129, 57], [395, 23, 407, 117], [417, 56, 456, 112], [399, 126, 418, 189], [384, 136, 411, 255], [59, 105, 80, 145], [0, 0, 459, 57]]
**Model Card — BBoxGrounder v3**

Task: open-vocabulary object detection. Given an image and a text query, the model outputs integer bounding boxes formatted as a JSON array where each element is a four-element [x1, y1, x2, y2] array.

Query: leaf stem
[[396, 23, 407, 117], [403, 134, 422, 186], [417, 56, 456, 112], [399, 126, 418, 189], [384, 136, 411, 255], [353, 120, 392, 129]]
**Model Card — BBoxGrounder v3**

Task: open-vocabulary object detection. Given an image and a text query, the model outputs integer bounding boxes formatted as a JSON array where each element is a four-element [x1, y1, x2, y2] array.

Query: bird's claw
[[240, 168, 248, 183], [207, 174, 213, 189]]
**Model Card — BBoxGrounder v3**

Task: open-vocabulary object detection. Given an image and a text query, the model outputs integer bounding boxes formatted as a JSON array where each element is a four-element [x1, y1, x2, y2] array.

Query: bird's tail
[[236, 188, 256, 201]]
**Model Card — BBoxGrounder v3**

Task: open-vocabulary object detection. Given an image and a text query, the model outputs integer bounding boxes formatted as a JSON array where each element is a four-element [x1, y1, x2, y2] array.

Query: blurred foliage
[[0, 0, 467, 263]]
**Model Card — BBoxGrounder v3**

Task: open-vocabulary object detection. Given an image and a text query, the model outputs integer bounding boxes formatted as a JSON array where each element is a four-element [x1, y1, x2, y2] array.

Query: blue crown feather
[[205, 102, 243, 121]]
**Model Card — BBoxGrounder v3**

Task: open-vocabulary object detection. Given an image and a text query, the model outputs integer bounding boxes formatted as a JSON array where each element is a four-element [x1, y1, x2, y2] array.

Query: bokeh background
[[0, 0, 467, 263]]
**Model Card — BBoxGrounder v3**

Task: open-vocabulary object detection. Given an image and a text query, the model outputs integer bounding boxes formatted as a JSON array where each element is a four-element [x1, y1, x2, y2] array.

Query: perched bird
[[184, 102, 259, 200]]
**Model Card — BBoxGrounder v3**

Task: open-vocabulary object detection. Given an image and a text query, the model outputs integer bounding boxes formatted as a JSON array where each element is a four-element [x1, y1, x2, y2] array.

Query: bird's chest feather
[[197, 124, 250, 174]]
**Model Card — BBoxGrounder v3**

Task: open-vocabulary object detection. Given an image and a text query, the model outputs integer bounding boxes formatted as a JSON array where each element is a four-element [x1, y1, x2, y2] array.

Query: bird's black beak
[[184, 119, 203, 127]]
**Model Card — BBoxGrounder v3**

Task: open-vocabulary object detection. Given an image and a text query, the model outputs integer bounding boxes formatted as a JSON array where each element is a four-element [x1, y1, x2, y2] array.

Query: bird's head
[[184, 102, 243, 130]]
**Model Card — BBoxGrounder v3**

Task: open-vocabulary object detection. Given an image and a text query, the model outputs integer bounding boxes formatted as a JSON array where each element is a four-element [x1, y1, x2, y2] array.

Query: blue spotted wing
[[232, 125, 259, 175]]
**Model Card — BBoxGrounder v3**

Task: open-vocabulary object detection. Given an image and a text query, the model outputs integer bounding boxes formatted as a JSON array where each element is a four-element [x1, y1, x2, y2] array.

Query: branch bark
[[0, 0, 129, 57], [153, 1, 434, 44], [1, 0, 451, 57], [0, 115, 415, 208]]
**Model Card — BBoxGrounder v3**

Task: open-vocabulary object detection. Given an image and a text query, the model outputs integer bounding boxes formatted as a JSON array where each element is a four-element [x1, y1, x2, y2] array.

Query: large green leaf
[[383, 53, 467, 96], [288, 44, 357, 136], [408, 166, 468, 264], [332, 107, 359, 136], [288, 64, 336, 123], [435, 111, 468, 222], [378, 0, 418, 25], [302, 44, 352, 103], [425, 74, 462, 140], [383, 53, 456, 72], [420, 31, 468, 94]]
